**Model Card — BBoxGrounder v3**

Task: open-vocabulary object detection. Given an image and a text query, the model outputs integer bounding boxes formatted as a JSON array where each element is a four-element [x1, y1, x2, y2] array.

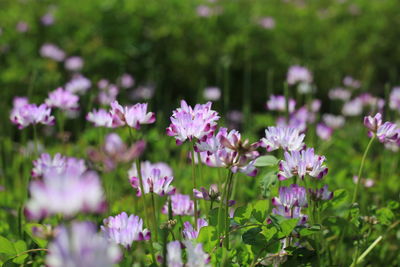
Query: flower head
[[323, 114, 345, 129], [64, 56, 84, 71], [272, 184, 308, 224], [389, 87, 400, 112], [167, 100, 220, 145], [101, 212, 150, 248], [45, 88, 79, 111], [203, 87, 221, 101], [110, 100, 155, 129], [266, 95, 296, 113], [278, 148, 328, 180], [376, 121, 400, 145], [316, 123, 333, 141], [162, 194, 194, 216], [86, 109, 113, 128], [308, 185, 333, 201], [184, 241, 211, 267], [167, 241, 183, 267], [65, 75, 91, 94], [31, 153, 86, 178], [40, 43, 65, 61], [287, 65, 312, 86], [10, 103, 55, 129], [182, 218, 208, 239], [364, 113, 383, 136], [46, 222, 121, 267], [261, 127, 305, 152]]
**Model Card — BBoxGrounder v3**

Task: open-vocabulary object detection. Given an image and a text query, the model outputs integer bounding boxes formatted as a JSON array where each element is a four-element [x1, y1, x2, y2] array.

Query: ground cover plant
[[0, 0, 400, 266]]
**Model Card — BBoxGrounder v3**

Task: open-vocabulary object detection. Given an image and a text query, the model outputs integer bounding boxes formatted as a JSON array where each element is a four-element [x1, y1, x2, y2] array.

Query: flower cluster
[[31, 153, 86, 177], [101, 212, 150, 248], [10, 99, 55, 129], [45, 87, 79, 111], [364, 113, 400, 145], [110, 100, 156, 129], [266, 95, 296, 113], [182, 218, 208, 239], [167, 241, 210, 267], [261, 126, 305, 152], [272, 184, 308, 224], [167, 100, 220, 145], [162, 194, 194, 216]]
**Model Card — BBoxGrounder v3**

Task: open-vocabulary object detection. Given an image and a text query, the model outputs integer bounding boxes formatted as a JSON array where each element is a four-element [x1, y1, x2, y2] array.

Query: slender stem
[[352, 136, 375, 204], [150, 192, 159, 241], [350, 236, 383, 267], [224, 171, 234, 249], [190, 141, 198, 229], [32, 124, 39, 156], [217, 170, 230, 246]]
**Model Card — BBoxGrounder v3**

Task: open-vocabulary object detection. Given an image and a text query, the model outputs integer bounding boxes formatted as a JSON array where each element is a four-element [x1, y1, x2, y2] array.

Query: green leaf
[[331, 189, 349, 207], [252, 200, 269, 223], [24, 223, 48, 248], [242, 227, 265, 246], [234, 205, 252, 225], [0, 236, 16, 255], [278, 219, 298, 237], [260, 171, 277, 198], [197, 226, 218, 252], [262, 227, 278, 241], [254, 155, 278, 167], [377, 207, 394, 225], [298, 224, 321, 236], [12, 240, 27, 264]]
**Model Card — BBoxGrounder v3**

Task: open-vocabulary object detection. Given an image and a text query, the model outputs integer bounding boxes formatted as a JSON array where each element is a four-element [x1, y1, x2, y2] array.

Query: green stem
[[32, 124, 39, 156], [350, 236, 383, 267], [150, 192, 159, 242], [190, 141, 198, 229], [352, 136, 375, 204], [224, 171, 234, 249]]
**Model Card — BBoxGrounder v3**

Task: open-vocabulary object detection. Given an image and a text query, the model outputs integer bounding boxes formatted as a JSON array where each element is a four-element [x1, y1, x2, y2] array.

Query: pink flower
[[16, 21, 29, 32], [323, 114, 345, 129], [41, 13, 55, 26], [287, 65, 313, 85], [166, 100, 219, 145], [31, 153, 86, 178], [118, 73, 135, 88], [45, 87, 79, 111], [329, 88, 351, 101], [65, 75, 91, 94], [364, 113, 383, 136], [343, 76, 361, 89], [110, 100, 156, 129], [309, 185, 333, 201], [10, 103, 55, 129], [260, 126, 305, 152], [316, 123, 333, 141], [182, 218, 208, 239], [86, 109, 113, 127], [266, 95, 296, 113], [64, 56, 84, 71], [258, 17, 275, 29], [40, 43, 65, 62], [162, 194, 194, 216], [376, 122, 400, 145], [203, 87, 221, 101], [389, 87, 400, 112], [272, 184, 308, 224]]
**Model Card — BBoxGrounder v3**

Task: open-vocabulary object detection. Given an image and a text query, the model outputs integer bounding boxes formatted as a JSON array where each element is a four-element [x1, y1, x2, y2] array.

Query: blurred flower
[[266, 95, 296, 113], [193, 184, 220, 201], [261, 126, 305, 152], [287, 65, 312, 86], [342, 98, 363, 116], [184, 241, 211, 267], [130, 85, 155, 101], [129, 161, 175, 196], [167, 100, 219, 145], [101, 212, 150, 248], [16, 21, 29, 32], [31, 153, 86, 178], [310, 99, 321, 112], [110, 100, 156, 129], [353, 176, 374, 188], [376, 121, 400, 145], [278, 148, 328, 180], [46, 222, 121, 267], [167, 241, 183, 267], [118, 73, 135, 88], [329, 87, 351, 101], [258, 17, 275, 29], [272, 184, 308, 224], [196, 127, 259, 176], [41, 13, 55, 26], [309, 185, 333, 201], [196, 5, 212, 17], [162, 194, 194, 216], [26, 158, 105, 220], [364, 113, 382, 136], [182, 218, 208, 239], [98, 81, 119, 105], [65, 75, 91, 94], [64, 56, 84, 71], [10, 103, 55, 129], [40, 43, 65, 62], [45, 87, 79, 111], [343, 76, 361, 89], [86, 108, 113, 127], [316, 123, 332, 141], [389, 87, 400, 112], [322, 114, 345, 129], [203, 87, 221, 101]]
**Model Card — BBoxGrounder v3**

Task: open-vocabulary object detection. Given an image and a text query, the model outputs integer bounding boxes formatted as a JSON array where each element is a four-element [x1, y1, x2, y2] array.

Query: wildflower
[[287, 65, 312, 86], [258, 16, 275, 29], [65, 75, 91, 94], [342, 98, 363, 116], [389, 87, 400, 112], [343, 76, 361, 89], [129, 161, 175, 196], [196, 5, 212, 17], [25, 160, 105, 220], [203, 87, 221, 101], [41, 13, 54, 26], [316, 123, 333, 141], [101, 212, 150, 248], [184, 241, 211, 267], [110, 100, 155, 129], [308, 185, 333, 201], [16, 21, 29, 32], [10, 103, 55, 129], [182, 218, 208, 239], [162, 194, 194, 216], [31, 153, 86, 178], [272, 185, 308, 224], [46, 222, 121, 267], [278, 148, 328, 180], [167, 241, 183, 267], [353, 176, 374, 188], [329, 87, 351, 101], [98, 83, 119, 105], [118, 73, 135, 88], [260, 126, 305, 152], [45, 87, 79, 111], [323, 114, 345, 129], [376, 121, 399, 145], [266, 95, 296, 113], [364, 113, 382, 136], [130, 85, 155, 100], [64, 56, 84, 71], [86, 109, 113, 127], [196, 127, 259, 176], [40, 43, 65, 61], [193, 184, 220, 201], [167, 100, 219, 145]]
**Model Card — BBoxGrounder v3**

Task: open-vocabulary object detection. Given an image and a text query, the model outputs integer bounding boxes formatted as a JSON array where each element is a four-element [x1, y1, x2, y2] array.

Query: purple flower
[[162, 194, 194, 216], [110, 100, 156, 129], [118, 73, 135, 88], [261, 126, 305, 152], [182, 218, 208, 239], [64, 56, 84, 71], [364, 113, 382, 136], [342, 98, 363, 116], [353, 176, 374, 188], [10, 103, 55, 129], [193, 184, 220, 201], [278, 148, 328, 180], [41, 13, 55, 26], [196, 127, 259, 176], [329, 87, 351, 101], [196, 5, 212, 17], [266, 95, 296, 113], [309, 185, 333, 201], [389, 87, 400, 112], [16, 21, 29, 32], [184, 241, 211, 267], [40, 43, 65, 62], [101, 212, 150, 248], [376, 121, 400, 145], [322, 114, 345, 129], [86, 109, 113, 127], [343, 76, 361, 89], [31, 153, 86, 178], [258, 16, 275, 29], [287, 65, 313, 86], [129, 161, 175, 196], [65, 75, 91, 94], [167, 100, 220, 145], [46, 222, 121, 267], [25, 159, 105, 220], [98, 83, 119, 105], [316, 123, 333, 141], [167, 241, 183, 267], [45, 87, 79, 111], [203, 87, 221, 101], [272, 185, 308, 224]]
